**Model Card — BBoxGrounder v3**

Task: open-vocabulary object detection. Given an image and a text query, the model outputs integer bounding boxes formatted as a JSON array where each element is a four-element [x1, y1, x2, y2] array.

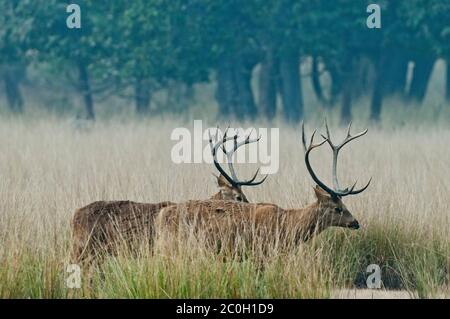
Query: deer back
[[155, 200, 286, 244], [71, 200, 175, 263]]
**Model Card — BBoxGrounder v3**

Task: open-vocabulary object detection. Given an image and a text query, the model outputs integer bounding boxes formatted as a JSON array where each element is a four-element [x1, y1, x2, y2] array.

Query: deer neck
[[209, 191, 223, 200], [285, 201, 326, 242]]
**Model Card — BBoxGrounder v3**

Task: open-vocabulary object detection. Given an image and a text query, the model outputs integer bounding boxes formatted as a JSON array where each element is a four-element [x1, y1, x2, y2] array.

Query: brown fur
[[156, 186, 360, 249], [209, 174, 249, 202], [70, 175, 250, 263], [71, 200, 175, 263]]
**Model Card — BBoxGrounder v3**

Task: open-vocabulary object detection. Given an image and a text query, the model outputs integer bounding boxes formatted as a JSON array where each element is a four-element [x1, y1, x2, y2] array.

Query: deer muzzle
[[348, 220, 360, 229]]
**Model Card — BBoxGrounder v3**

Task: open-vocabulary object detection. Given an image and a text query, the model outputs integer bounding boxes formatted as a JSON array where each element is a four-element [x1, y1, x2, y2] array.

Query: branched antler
[[208, 126, 268, 189], [302, 122, 371, 198]]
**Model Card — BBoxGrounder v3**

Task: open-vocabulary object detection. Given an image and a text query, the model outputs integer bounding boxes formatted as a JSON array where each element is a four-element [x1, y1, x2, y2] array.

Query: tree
[[403, 0, 450, 103], [30, 0, 118, 120], [196, 0, 260, 120], [0, 1, 38, 113]]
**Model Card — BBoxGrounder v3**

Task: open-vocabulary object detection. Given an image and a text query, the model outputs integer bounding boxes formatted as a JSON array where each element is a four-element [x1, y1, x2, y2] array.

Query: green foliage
[[1, 0, 450, 117], [0, 1, 39, 64]]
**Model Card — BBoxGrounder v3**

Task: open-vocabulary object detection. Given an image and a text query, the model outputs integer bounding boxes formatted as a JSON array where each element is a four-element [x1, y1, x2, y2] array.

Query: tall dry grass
[[0, 117, 449, 298]]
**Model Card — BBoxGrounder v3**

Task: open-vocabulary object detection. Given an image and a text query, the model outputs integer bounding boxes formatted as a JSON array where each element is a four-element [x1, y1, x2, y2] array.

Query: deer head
[[302, 121, 371, 231], [208, 126, 268, 202], [311, 185, 360, 229], [212, 174, 248, 202]]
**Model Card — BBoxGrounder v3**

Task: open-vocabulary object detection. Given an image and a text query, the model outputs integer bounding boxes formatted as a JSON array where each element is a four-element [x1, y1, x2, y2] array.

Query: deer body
[[70, 185, 250, 263], [156, 186, 360, 246], [71, 187, 245, 263], [71, 200, 175, 263]]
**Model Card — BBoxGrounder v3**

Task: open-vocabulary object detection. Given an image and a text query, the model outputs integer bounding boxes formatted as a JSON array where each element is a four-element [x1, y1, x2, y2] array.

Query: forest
[[1, 0, 450, 123]]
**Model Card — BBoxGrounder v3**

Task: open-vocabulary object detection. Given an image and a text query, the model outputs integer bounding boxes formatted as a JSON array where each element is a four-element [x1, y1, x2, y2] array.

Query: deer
[[70, 128, 267, 264], [155, 122, 371, 251]]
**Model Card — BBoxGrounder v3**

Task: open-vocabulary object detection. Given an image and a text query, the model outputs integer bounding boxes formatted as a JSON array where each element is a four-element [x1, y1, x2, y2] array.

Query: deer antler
[[302, 122, 371, 198], [320, 120, 371, 196], [208, 126, 268, 189], [302, 123, 336, 196]]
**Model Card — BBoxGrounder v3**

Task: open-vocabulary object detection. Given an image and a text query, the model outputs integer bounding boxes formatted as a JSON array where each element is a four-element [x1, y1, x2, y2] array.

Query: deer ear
[[217, 174, 230, 187], [313, 185, 331, 202]]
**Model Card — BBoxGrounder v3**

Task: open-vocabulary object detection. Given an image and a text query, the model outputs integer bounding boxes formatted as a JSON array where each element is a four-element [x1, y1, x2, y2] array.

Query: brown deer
[[70, 128, 267, 263], [156, 122, 371, 249]]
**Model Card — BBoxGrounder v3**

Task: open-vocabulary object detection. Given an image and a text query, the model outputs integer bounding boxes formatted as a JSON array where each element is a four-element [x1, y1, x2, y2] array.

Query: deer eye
[[236, 196, 243, 201], [334, 207, 343, 214]]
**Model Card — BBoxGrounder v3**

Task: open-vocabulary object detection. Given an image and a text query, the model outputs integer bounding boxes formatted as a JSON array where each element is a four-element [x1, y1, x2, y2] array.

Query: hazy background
[[1, 0, 450, 126]]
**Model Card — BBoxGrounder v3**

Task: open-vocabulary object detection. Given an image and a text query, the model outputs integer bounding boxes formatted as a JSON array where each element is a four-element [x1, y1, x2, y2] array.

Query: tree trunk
[[408, 55, 435, 104], [77, 62, 95, 120], [135, 78, 151, 115], [327, 63, 341, 107], [340, 81, 352, 124], [370, 53, 388, 122], [216, 54, 257, 120], [3, 68, 24, 113], [350, 56, 377, 102], [383, 51, 408, 98], [446, 60, 450, 102], [258, 48, 277, 120], [279, 50, 303, 123], [311, 56, 326, 105], [340, 53, 353, 124], [167, 82, 192, 113], [370, 70, 383, 122], [215, 56, 236, 118], [233, 55, 257, 120]]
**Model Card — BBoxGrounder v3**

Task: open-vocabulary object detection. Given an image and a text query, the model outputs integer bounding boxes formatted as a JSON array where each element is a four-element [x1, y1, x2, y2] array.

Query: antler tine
[[310, 130, 317, 149], [340, 127, 368, 150], [241, 172, 268, 186], [323, 119, 332, 144], [346, 121, 352, 138], [346, 179, 358, 193], [220, 125, 231, 150], [336, 177, 372, 196], [222, 133, 240, 181], [222, 129, 262, 158], [321, 120, 368, 151], [237, 132, 260, 150], [247, 167, 261, 183], [347, 177, 372, 195], [238, 167, 268, 186], [224, 129, 264, 187], [319, 121, 371, 196], [223, 125, 229, 138], [302, 122, 321, 152]]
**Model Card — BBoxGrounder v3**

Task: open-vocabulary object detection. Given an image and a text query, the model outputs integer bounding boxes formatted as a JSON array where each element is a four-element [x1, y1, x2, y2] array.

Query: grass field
[[0, 117, 449, 298]]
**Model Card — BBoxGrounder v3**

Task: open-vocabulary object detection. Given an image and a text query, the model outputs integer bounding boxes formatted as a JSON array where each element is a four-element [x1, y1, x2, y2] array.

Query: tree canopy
[[1, 0, 449, 121]]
